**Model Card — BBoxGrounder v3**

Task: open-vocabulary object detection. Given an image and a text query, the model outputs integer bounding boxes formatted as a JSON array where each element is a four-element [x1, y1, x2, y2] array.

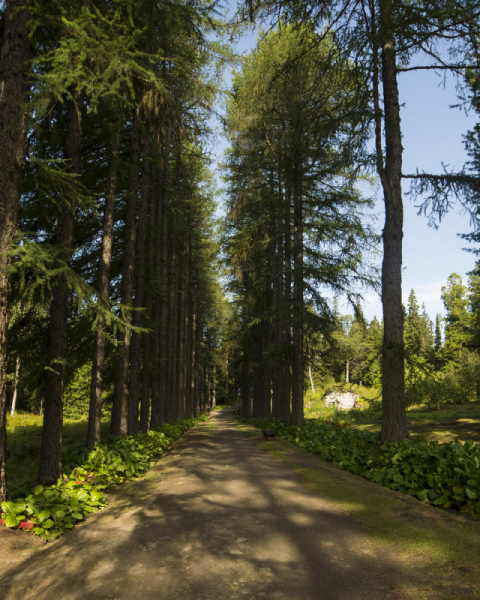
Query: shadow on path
[[0, 409, 413, 600]]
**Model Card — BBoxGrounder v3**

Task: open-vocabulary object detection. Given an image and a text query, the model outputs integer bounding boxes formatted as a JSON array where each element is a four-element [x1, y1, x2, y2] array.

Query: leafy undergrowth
[[239, 416, 480, 520], [1, 416, 207, 541]]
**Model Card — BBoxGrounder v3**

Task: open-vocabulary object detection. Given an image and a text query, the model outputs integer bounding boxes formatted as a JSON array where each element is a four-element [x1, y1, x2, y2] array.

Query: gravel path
[[0, 408, 405, 600]]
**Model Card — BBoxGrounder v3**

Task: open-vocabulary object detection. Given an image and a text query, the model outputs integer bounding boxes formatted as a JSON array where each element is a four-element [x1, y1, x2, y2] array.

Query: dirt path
[[0, 408, 461, 600]]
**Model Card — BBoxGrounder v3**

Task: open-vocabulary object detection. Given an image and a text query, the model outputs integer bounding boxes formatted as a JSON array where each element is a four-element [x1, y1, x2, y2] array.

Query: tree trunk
[[242, 352, 252, 417], [346, 360, 350, 384], [212, 363, 216, 409], [308, 361, 315, 395], [185, 296, 194, 417], [87, 132, 119, 448], [291, 150, 305, 426], [10, 356, 20, 417], [264, 325, 272, 417], [151, 167, 169, 425], [194, 309, 201, 416], [205, 357, 210, 411], [167, 215, 179, 421], [150, 175, 164, 427], [110, 115, 140, 436], [139, 168, 157, 434], [38, 98, 81, 485], [273, 178, 283, 419], [128, 135, 151, 435], [176, 228, 188, 419], [0, 0, 32, 503], [379, 0, 409, 443], [224, 352, 229, 404], [282, 182, 292, 420]]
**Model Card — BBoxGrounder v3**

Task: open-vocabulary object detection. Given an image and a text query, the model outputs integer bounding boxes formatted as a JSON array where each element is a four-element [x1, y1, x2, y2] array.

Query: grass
[[305, 387, 480, 444], [6, 412, 110, 492], [356, 402, 480, 444], [236, 420, 480, 600]]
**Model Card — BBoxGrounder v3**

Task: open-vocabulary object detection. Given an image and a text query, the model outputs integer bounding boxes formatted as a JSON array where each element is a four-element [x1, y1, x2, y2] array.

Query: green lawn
[[305, 388, 480, 444], [356, 403, 480, 443], [6, 412, 110, 492]]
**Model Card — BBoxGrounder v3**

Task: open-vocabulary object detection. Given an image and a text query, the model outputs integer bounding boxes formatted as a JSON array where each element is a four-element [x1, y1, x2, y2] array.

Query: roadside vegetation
[[2, 414, 207, 541], [239, 413, 480, 520]]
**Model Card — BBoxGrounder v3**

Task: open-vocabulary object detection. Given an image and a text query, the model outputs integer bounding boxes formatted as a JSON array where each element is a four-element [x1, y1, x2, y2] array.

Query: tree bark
[[167, 216, 179, 421], [282, 182, 292, 420], [110, 115, 140, 436], [177, 229, 190, 419], [158, 187, 169, 422], [139, 168, 157, 434], [38, 98, 81, 485], [10, 356, 20, 417], [291, 149, 305, 426], [128, 135, 151, 435], [87, 132, 119, 448], [183, 294, 192, 417], [224, 352, 229, 404], [194, 308, 202, 416], [308, 361, 315, 395], [212, 363, 216, 409], [0, 0, 32, 503], [273, 176, 283, 419], [379, 0, 409, 443]]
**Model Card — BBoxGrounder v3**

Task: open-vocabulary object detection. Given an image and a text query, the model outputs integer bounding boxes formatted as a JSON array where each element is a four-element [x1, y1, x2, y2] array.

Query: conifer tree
[[441, 273, 471, 361], [245, 0, 480, 441], [1, 0, 226, 496], [405, 289, 422, 356], [0, 0, 33, 502], [223, 23, 374, 422]]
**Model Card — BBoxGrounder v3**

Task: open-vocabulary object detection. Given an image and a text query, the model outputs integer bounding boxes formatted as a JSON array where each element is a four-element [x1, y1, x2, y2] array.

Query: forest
[[1, 0, 480, 533]]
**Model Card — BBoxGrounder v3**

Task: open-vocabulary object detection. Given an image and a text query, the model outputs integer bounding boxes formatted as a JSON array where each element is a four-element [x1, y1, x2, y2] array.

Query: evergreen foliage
[[222, 22, 376, 424], [0, 0, 229, 501]]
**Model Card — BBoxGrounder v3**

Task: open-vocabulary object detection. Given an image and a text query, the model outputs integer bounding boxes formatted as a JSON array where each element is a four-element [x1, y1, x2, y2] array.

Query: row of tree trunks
[[104, 139, 211, 435], [0, 0, 33, 502], [238, 163, 299, 423]]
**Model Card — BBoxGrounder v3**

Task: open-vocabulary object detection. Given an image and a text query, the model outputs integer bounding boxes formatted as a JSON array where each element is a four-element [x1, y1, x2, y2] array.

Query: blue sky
[[214, 5, 478, 322]]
